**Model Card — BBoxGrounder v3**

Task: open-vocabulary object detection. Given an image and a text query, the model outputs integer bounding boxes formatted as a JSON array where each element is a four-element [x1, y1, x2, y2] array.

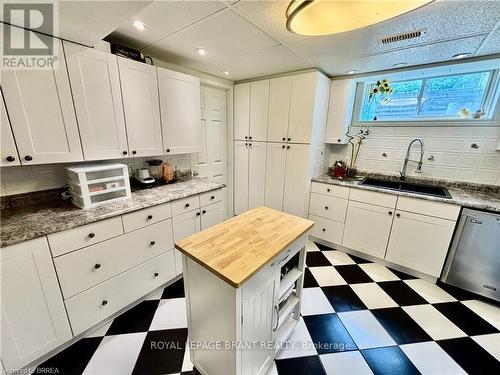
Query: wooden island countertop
[[175, 206, 314, 288]]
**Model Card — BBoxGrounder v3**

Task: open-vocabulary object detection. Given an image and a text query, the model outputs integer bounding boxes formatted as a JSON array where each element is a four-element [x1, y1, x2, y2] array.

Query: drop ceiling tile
[[143, 8, 279, 66], [107, 0, 226, 50], [476, 21, 500, 56]]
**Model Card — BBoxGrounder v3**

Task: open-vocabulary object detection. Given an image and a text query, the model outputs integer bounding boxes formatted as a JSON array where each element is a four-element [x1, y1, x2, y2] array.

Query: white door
[[234, 83, 250, 141], [0, 238, 72, 370], [173, 210, 202, 274], [282, 144, 310, 217], [248, 141, 267, 210], [1, 39, 83, 164], [267, 76, 291, 143], [249, 80, 269, 142], [118, 57, 163, 157], [64, 42, 129, 160], [201, 201, 225, 230], [0, 90, 20, 166], [158, 68, 201, 154], [264, 143, 287, 210], [192, 86, 227, 184], [241, 274, 277, 375], [385, 211, 456, 277], [342, 201, 394, 259], [233, 140, 249, 215], [288, 72, 316, 144]]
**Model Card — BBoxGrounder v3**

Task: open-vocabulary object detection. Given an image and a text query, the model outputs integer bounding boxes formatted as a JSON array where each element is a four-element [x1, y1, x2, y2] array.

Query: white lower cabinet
[[308, 214, 344, 245], [283, 144, 310, 217], [264, 143, 287, 210], [201, 201, 225, 230], [0, 238, 72, 370]]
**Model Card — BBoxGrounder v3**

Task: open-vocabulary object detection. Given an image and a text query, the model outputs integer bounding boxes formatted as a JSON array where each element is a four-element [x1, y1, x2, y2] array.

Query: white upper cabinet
[[158, 68, 201, 154], [325, 79, 356, 144], [267, 76, 291, 143], [1, 39, 83, 165], [288, 72, 317, 144], [249, 80, 269, 142], [234, 83, 250, 141], [0, 90, 20, 166], [64, 42, 129, 160], [118, 57, 163, 157], [264, 142, 287, 210]]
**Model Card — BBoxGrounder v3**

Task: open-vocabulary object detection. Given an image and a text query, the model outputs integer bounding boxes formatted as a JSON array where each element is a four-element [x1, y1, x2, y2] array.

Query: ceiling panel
[[476, 21, 500, 56]]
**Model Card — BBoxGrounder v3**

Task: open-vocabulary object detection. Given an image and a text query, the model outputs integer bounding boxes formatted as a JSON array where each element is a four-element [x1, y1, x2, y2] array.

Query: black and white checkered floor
[[37, 241, 500, 375]]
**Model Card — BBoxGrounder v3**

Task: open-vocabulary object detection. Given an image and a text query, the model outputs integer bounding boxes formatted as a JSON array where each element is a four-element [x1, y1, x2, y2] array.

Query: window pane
[[419, 71, 491, 118]]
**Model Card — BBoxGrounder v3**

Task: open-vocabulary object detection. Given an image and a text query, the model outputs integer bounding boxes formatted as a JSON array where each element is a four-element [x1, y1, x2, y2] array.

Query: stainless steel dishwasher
[[441, 208, 500, 302]]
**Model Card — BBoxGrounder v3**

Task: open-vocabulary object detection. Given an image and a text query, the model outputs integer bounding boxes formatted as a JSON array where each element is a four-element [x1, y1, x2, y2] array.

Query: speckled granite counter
[[1, 179, 225, 247], [312, 174, 500, 213]]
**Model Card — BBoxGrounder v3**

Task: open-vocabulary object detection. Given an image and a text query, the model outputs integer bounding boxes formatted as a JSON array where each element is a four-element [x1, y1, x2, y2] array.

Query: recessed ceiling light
[[223, 70, 230, 76], [346, 70, 358, 75], [130, 20, 146, 31], [393, 62, 407, 68], [195, 48, 208, 56], [452, 53, 472, 59]]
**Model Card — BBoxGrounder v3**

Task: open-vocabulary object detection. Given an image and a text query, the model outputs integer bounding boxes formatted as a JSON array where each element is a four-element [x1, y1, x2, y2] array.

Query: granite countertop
[[1, 179, 225, 248], [312, 174, 500, 213]]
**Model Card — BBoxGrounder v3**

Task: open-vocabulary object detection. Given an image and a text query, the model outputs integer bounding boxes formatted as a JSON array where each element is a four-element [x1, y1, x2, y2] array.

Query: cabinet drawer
[[200, 189, 223, 206], [311, 182, 349, 199], [309, 193, 348, 222], [396, 196, 460, 221], [48, 217, 123, 257], [349, 188, 397, 208], [55, 219, 174, 298], [122, 202, 172, 232], [65, 250, 176, 335], [171, 195, 200, 216], [308, 215, 344, 245]]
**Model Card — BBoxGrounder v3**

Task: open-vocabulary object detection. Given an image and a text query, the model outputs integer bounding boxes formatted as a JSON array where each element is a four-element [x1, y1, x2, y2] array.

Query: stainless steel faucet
[[400, 138, 424, 180]]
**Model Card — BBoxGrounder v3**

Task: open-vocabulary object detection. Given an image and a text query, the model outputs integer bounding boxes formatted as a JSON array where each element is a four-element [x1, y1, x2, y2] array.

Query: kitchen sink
[[359, 177, 452, 198]]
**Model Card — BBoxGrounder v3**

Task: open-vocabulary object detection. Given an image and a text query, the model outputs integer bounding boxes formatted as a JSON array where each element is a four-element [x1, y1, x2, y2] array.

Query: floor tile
[[461, 299, 500, 330], [387, 267, 417, 280], [301, 287, 335, 316], [149, 298, 187, 331], [303, 313, 357, 355], [437, 337, 500, 374], [307, 240, 320, 252], [361, 346, 419, 375], [82, 332, 146, 375], [400, 341, 466, 375], [275, 355, 326, 375], [132, 328, 188, 375], [338, 311, 395, 349], [322, 250, 355, 266], [309, 266, 347, 286], [334, 265, 373, 284], [403, 305, 466, 340], [306, 252, 333, 267], [350, 283, 398, 310], [320, 351, 373, 375], [377, 281, 428, 306], [161, 278, 185, 299], [314, 241, 335, 251], [322, 285, 367, 312], [404, 279, 457, 304], [359, 263, 400, 282], [347, 254, 372, 264], [86, 320, 113, 338], [106, 300, 160, 335], [433, 301, 499, 336], [371, 307, 432, 345], [276, 318, 317, 359], [36, 337, 103, 375], [181, 336, 193, 372], [471, 333, 500, 361], [303, 267, 320, 288]]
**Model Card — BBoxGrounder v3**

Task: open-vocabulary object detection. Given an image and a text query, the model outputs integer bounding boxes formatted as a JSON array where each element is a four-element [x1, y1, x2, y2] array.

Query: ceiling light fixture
[[286, 0, 434, 36], [131, 20, 146, 31], [346, 70, 358, 75], [452, 53, 472, 59], [393, 62, 407, 68], [223, 70, 230, 76], [195, 48, 208, 56]]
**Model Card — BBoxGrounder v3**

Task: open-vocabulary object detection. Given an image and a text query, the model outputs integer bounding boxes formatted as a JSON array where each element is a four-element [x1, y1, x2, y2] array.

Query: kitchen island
[[175, 206, 314, 375]]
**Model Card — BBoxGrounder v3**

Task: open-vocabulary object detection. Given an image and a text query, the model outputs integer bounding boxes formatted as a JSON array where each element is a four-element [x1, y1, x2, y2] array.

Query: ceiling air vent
[[381, 30, 422, 44]]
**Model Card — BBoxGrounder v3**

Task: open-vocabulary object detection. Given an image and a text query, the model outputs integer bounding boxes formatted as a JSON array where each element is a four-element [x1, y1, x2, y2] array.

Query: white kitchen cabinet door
[[287, 72, 316, 144], [118, 57, 163, 157], [234, 83, 250, 141], [1, 39, 83, 164], [173, 210, 202, 275], [248, 142, 267, 210], [385, 211, 456, 277], [64, 42, 129, 160], [283, 144, 310, 217], [158, 68, 201, 154], [0, 238, 72, 370], [0, 90, 20, 166], [234, 141, 249, 215], [249, 80, 269, 141], [264, 143, 287, 210], [201, 201, 225, 230], [267, 76, 291, 143], [325, 79, 356, 144], [342, 201, 394, 259], [241, 274, 277, 375]]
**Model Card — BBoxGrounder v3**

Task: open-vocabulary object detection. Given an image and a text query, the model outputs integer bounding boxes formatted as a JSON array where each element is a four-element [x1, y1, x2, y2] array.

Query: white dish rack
[[66, 164, 131, 209]]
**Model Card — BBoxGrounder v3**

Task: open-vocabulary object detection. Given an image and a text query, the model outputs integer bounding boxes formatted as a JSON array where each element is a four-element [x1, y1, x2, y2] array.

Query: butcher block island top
[[175, 206, 314, 288]]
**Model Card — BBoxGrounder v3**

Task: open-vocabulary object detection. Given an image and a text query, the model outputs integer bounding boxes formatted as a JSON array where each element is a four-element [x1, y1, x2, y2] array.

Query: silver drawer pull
[[271, 249, 291, 267], [273, 305, 279, 332]]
